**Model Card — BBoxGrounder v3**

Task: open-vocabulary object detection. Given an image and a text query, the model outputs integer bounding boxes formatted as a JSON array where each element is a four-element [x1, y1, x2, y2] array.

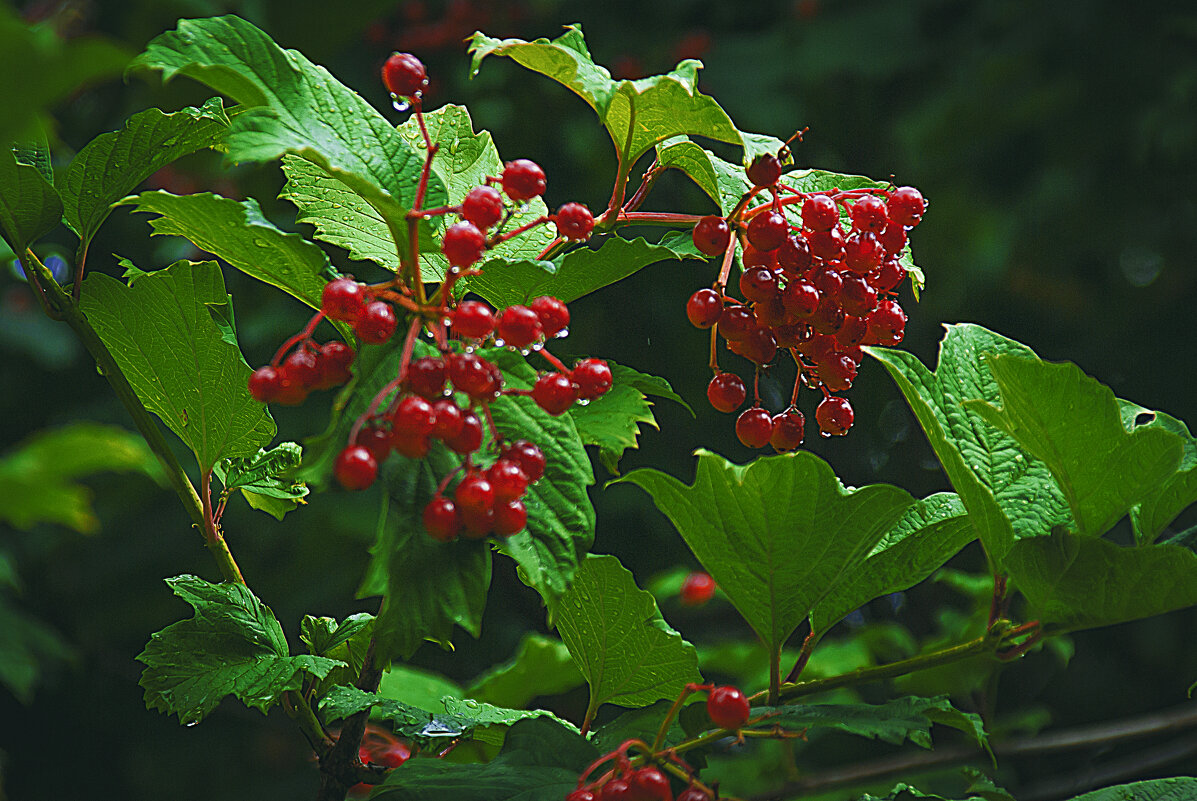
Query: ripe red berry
[[459, 504, 495, 538], [501, 439, 546, 482], [315, 341, 355, 389], [248, 366, 283, 403], [487, 459, 529, 502], [746, 209, 788, 252], [721, 306, 759, 342], [770, 409, 805, 452], [452, 300, 496, 339], [733, 326, 778, 365], [777, 234, 813, 275], [807, 227, 845, 261], [390, 430, 431, 459], [572, 358, 613, 400], [282, 349, 321, 390], [739, 266, 779, 304], [685, 288, 722, 330], [887, 186, 926, 226], [707, 685, 751, 729], [877, 223, 908, 256], [497, 304, 542, 348], [736, 407, 775, 448], [423, 496, 461, 542], [676, 787, 713, 801], [382, 52, 427, 97], [455, 472, 495, 515], [707, 372, 746, 413], [554, 202, 595, 240], [850, 194, 888, 232], [335, 446, 378, 491], [692, 215, 732, 256], [837, 314, 869, 348], [868, 259, 907, 293], [406, 356, 447, 399], [442, 221, 487, 267], [272, 365, 309, 406], [392, 395, 436, 437], [815, 395, 854, 436], [781, 279, 820, 320], [492, 499, 527, 536], [746, 153, 782, 187], [565, 790, 597, 801], [500, 159, 546, 201], [839, 273, 879, 317], [843, 232, 884, 273], [354, 423, 392, 462], [631, 766, 673, 801], [322, 277, 367, 322], [445, 410, 483, 454], [460, 185, 504, 229], [802, 194, 839, 231], [430, 398, 464, 440], [599, 778, 635, 801], [355, 301, 398, 344], [680, 572, 717, 606], [821, 354, 858, 392], [754, 295, 787, 328], [447, 352, 499, 399], [864, 299, 907, 346], [530, 296, 570, 338], [532, 372, 577, 415]]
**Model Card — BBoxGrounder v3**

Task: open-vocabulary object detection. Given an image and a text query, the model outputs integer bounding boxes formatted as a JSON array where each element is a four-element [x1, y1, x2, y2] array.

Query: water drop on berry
[[392, 98, 410, 113]]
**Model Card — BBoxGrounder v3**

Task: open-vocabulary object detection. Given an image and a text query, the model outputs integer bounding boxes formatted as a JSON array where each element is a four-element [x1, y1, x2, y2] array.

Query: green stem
[[200, 470, 246, 585], [598, 106, 638, 232], [768, 644, 782, 706], [580, 693, 600, 736]]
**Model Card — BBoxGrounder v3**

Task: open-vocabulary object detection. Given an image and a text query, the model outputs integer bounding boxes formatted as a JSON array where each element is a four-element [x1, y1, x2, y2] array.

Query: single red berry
[[867, 259, 907, 293], [687, 288, 722, 329], [555, 202, 595, 240], [532, 372, 577, 415], [864, 300, 907, 347], [492, 499, 527, 536], [692, 216, 732, 256], [335, 446, 378, 491], [773, 322, 809, 349], [248, 366, 283, 403], [447, 352, 500, 399], [839, 273, 879, 317], [497, 305, 543, 348], [445, 410, 483, 454], [321, 277, 367, 322], [807, 227, 845, 261], [460, 185, 504, 229], [565, 791, 597, 801], [599, 778, 635, 801], [707, 372, 746, 413], [375, 743, 411, 768], [355, 301, 398, 344], [406, 356, 447, 399], [452, 300, 496, 339], [354, 423, 392, 462], [736, 407, 775, 448], [837, 314, 869, 348], [777, 234, 813, 276], [455, 472, 495, 515], [501, 439, 546, 482], [459, 504, 495, 538], [770, 409, 805, 452], [811, 264, 843, 299], [390, 429, 431, 459], [746, 153, 782, 187], [781, 279, 820, 320], [530, 296, 570, 338], [680, 572, 717, 606], [801, 194, 839, 231], [821, 354, 858, 392], [746, 209, 789, 252], [809, 296, 846, 335], [272, 365, 309, 406], [282, 349, 321, 390], [391, 395, 436, 437], [430, 398, 464, 440], [717, 305, 755, 341], [843, 232, 884, 273], [707, 685, 751, 729], [850, 194, 888, 232], [734, 326, 778, 365], [754, 295, 787, 328], [816, 395, 854, 436], [572, 358, 612, 400], [315, 341, 355, 389], [877, 223, 908, 256], [500, 159, 546, 201], [382, 52, 428, 97], [739, 266, 779, 304], [676, 788, 713, 801], [486, 459, 529, 502], [631, 766, 673, 801], [423, 496, 461, 542], [887, 186, 926, 226], [442, 221, 487, 267]]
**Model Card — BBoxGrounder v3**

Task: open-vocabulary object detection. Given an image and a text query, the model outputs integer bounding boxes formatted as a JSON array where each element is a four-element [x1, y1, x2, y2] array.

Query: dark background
[[2, 0, 1196, 798]]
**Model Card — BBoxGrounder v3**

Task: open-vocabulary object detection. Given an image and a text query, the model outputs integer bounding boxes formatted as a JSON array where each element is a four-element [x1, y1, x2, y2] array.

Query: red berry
[[532, 372, 577, 415], [777, 234, 813, 275], [707, 372, 746, 413], [447, 352, 500, 399], [801, 194, 839, 231], [631, 766, 673, 801], [335, 446, 378, 491], [707, 685, 751, 729], [375, 743, 410, 768], [850, 194, 888, 232], [322, 277, 367, 322], [692, 216, 731, 256], [781, 279, 820, 320], [864, 299, 907, 346], [843, 232, 883, 273], [821, 354, 858, 393], [555, 202, 594, 240], [452, 300, 496, 339], [815, 395, 854, 436], [839, 273, 879, 317], [680, 572, 717, 606], [887, 186, 926, 226], [382, 52, 427, 97], [315, 341, 355, 389], [282, 349, 321, 390], [445, 410, 483, 454], [492, 499, 527, 536], [391, 395, 436, 437], [734, 326, 778, 365], [807, 227, 845, 261], [423, 496, 461, 542], [355, 301, 398, 344], [741, 244, 778, 270], [406, 356, 447, 399], [809, 297, 845, 335], [746, 153, 782, 187], [430, 398, 464, 440], [501, 440, 546, 482], [390, 430, 431, 459], [566, 791, 597, 801], [837, 314, 869, 348], [497, 305, 542, 347], [599, 778, 635, 801], [487, 459, 528, 502], [530, 296, 570, 338], [867, 259, 907, 293], [739, 266, 779, 304], [442, 221, 487, 267], [354, 423, 392, 462], [878, 223, 908, 256], [736, 407, 774, 448], [455, 472, 494, 515], [460, 185, 504, 229], [272, 365, 309, 406], [686, 288, 722, 329], [717, 305, 755, 341], [770, 409, 805, 452], [746, 209, 788, 252], [500, 159, 546, 201], [811, 264, 843, 299], [248, 366, 283, 403], [754, 295, 787, 328], [677, 788, 712, 801], [459, 504, 495, 538], [572, 358, 612, 400]]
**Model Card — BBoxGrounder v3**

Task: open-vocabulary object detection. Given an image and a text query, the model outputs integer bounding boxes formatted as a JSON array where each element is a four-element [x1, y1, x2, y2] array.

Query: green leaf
[[137, 575, 342, 725], [1067, 778, 1197, 801], [857, 783, 995, 801], [79, 260, 276, 472], [129, 15, 444, 256], [592, 699, 692, 755], [214, 442, 308, 519], [465, 634, 584, 709], [968, 355, 1182, 537], [0, 422, 163, 534], [13, 126, 53, 185], [462, 232, 705, 308], [867, 325, 1074, 564], [0, 587, 72, 703], [616, 450, 913, 657], [379, 663, 464, 713], [372, 717, 598, 801], [300, 612, 374, 657], [0, 145, 62, 255], [1003, 531, 1197, 632], [547, 554, 701, 712], [752, 695, 987, 749], [1120, 405, 1197, 543], [61, 98, 230, 250], [810, 493, 975, 635]]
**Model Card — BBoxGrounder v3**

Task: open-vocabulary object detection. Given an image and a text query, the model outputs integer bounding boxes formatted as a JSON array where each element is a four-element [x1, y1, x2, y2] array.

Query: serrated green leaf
[[129, 15, 444, 257], [214, 442, 308, 520], [61, 98, 230, 249], [751, 695, 987, 750], [656, 136, 752, 215], [1067, 778, 1197, 801], [616, 450, 913, 657], [379, 663, 465, 713], [810, 493, 975, 636], [137, 575, 341, 725], [547, 554, 701, 713], [79, 260, 275, 471], [300, 613, 374, 657], [1120, 404, 1197, 543], [465, 634, 584, 709], [867, 325, 1074, 564], [1, 146, 62, 255]]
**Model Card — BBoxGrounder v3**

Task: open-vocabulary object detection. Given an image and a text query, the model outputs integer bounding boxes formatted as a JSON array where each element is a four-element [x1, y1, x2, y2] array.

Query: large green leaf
[[1067, 779, 1197, 801], [137, 575, 341, 725], [748, 695, 987, 749], [867, 325, 1074, 564], [616, 450, 913, 657], [969, 356, 1182, 538], [128, 15, 444, 256], [656, 136, 751, 215], [1003, 531, 1197, 632], [61, 98, 230, 251], [0, 423, 163, 534], [0, 146, 62, 255], [1119, 405, 1197, 543], [79, 260, 275, 471], [809, 493, 975, 636], [465, 634, 584, 709], [547, 554, 700, 715]]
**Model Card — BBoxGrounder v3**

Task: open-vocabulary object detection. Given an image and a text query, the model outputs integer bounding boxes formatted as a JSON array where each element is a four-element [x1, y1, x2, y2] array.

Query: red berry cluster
[[566, 765, 676, 801], [347, 725, 411, 797], [689, 157, 925, 448], [248, 328, 356, 405]]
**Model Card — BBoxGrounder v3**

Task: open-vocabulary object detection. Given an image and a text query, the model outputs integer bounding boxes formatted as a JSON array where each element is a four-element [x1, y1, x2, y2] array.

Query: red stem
[[270, 311, 326, 366]]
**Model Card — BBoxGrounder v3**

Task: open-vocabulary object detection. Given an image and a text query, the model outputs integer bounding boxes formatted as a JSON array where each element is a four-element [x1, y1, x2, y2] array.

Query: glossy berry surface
[[687, 288, 723, 329], [532, 372, 577, 415], [707, 685, 751, 729], [497, 305, 542, 347], [392, 395, 436, 437], [454, 473, 494, 515], [801, 194, 839, 231], [736, 407, 775, 448], [746, 209, 789, 252], [530, 296, 570, 337], [746, 153, 782, 187], [555, 202, 595, 240], [707, 372, 747, 413], [355, 301, 398, 344], [452, 300, 496, 339], [445, 411, 483, 454], [888, 186, 926, 226], [676, 788, 713, 801], [441, 221, 487, 267], [354, 424, 392, 462], [572, 358, 612, 400], [850, 194, 888, 232], [406, 356, 446, 398], [460, 185, 504, 229], [381, 52, 427, 97], [770, 409, 805, 452], [430, 398, 464, 440], [321, 277, 366, 322], [502, 440, 546, 482], [680, 571, 717, 606], [315, 341, 355, 389], [248, 366, 283, 403], [565, 791, 596, 801], [816, 395, 854, 436], [691, 215, 731, 256], [334, 446, 378, 491], [598, 778, 634, 801], [631, 766, 673, 801], [739, 266, 779, 304], [500, 159, 546, 201], [492, 499, 527, 536], [422, 497, 460, 542], [486, 459, 528, 502]]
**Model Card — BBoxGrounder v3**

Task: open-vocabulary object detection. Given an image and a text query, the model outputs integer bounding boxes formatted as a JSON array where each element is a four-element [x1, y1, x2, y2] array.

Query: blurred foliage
[[1, 0, 1195, 799]]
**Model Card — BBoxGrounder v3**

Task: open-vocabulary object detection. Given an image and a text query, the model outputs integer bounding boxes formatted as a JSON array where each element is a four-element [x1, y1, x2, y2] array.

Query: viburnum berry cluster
[[248, 52, 611, 543], [688, 150, 925, 448]]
